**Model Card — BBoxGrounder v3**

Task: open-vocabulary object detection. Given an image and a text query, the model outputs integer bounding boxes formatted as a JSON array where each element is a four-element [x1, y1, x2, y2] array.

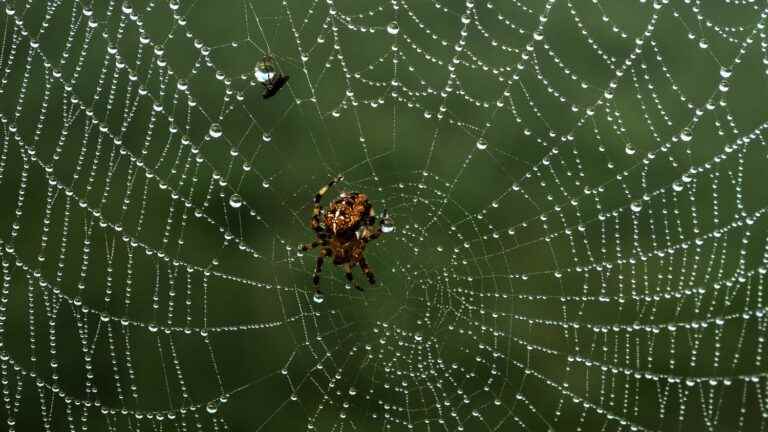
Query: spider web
[[1, 0, 767, 431]]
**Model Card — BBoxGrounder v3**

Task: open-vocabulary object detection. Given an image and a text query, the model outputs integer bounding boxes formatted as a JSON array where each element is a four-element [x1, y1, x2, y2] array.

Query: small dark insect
[[299, 176, 393, 301], [254, 56, 289, 99], [262, 75, 289, 99]]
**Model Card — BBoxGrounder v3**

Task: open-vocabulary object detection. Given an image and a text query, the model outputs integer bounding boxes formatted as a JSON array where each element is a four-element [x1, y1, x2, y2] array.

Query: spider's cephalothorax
[[254, 56, 289, 99], [300, 176, 393, 301]]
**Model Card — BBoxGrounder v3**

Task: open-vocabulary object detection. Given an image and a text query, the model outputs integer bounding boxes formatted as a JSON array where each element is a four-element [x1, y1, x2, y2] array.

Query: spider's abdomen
[[324, 193, 369, 233]]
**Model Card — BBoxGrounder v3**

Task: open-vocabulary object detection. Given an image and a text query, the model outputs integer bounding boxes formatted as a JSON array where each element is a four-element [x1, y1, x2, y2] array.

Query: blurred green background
[[0, 0, 767, 431]]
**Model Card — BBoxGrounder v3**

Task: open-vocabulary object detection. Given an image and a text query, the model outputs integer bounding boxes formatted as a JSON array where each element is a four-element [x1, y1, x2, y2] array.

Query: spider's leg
[[343, 263, 362, 291], [300, 239, 326, 252], [313, 248, 331, 291], [311, 175, 343, 232], [359, 258, 376, 286], [364, 205, 377, 226], [362, 209, 389, 243], [310, 213, 323, 233], [314, 175, 343, 204], [363, 229, 382, 243]]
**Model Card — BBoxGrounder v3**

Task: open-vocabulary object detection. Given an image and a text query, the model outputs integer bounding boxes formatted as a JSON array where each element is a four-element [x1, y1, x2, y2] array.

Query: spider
[[299, 176, 393, 300], [254, 56, 289, 99]]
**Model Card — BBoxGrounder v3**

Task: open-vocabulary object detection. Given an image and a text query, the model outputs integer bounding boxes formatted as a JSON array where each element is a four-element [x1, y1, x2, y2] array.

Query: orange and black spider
[[299, 176, 392, 298]]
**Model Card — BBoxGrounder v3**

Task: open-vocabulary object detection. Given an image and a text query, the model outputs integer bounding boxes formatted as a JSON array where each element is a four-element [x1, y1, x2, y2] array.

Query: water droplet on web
[[672, 181, 684, 192], [624, 143, 636, 155], [348, 387, 357, 396], [476, 138, 488, 150], [630, 201, 643, 212], [206, 402, 218, 414], [208, 123, 223, 138], [698, 38, 709, 49], [460, 13, 471, 24], [720, 67, 732, 78], [254, 60, 276, 83], [424, 110, 433, 119], [533, 30, 544, 41], [381, 219, 395, 233], [386, 21, 400, 35], [313, 292, 325, 304], [229, 194, 243, 208], [262, 132, 272, 142], [680, 128, 693, 142]]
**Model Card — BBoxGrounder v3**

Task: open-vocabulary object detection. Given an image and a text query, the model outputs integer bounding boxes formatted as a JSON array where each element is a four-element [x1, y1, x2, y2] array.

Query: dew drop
[[624, 143, 636, 155], [381, 219, 395, 233], [348, 387, 358, 396], [386, 21, 400, 35], [206, 402, 218, 414], [229, 194, 243, 208], [672, 181, 684, 192], [630, 201, 643, 212], [208, 123, 223, 138], [313, 292, 325, 304], [680, 128, 693, 142], [262, 132, 272, 142], [254, 60, 276, 83], [719, 67, 732, 78], [476, 138, 488, 150]]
